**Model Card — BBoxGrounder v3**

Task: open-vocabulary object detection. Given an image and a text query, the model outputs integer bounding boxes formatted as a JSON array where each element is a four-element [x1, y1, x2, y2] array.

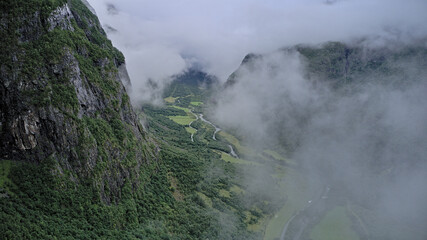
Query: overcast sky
[[87, 0, 427, 102]]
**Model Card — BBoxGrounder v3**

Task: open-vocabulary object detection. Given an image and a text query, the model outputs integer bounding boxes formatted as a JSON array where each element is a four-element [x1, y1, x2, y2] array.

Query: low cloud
[[87, 0, 427, 104], [211, 46, 427, 237]]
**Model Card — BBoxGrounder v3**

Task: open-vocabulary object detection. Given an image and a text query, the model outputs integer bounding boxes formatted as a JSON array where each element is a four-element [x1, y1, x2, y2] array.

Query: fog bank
[[87, 0, 427, 104], [212, 46, 427, 238]]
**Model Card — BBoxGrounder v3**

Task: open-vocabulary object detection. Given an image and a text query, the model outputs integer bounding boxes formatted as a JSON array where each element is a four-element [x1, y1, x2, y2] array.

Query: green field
[[172, 105, 192, 113], [169, 115, 195, 125], [164, 96, 177, 103], [219, 189, 231, 198], [310, 206, 359, 240], [185, 127, 197, 134], [216, 151, 259, 165], [190, 101, 203, 106]]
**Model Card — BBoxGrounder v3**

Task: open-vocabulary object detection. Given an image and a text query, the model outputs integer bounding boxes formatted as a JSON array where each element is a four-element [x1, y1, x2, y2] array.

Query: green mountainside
[[0, 1, 240, 239], [0, 1, 280, 239], [0, 1, 426, 239], [227, 41, 427, 89]]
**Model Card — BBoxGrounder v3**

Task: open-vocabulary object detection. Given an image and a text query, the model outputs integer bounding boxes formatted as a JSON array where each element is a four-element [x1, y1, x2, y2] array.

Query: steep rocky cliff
[[0, 0, 154, 204]]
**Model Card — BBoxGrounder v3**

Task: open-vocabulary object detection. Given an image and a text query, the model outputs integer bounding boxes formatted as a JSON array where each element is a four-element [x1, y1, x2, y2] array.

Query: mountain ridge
[[226, 40, 427, 89]]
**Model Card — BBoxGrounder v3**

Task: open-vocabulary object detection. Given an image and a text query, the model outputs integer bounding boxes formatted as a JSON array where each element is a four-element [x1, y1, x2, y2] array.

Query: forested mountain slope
[[0, 1, 224, 239]]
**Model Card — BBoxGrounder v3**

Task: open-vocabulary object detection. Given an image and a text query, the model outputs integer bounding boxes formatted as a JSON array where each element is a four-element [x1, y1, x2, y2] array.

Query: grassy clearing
[[230, 185, 245, 194], [219, 189, 231, 198], [218, 151, 260, 165], [164, 96, 177, 103], [190, 101, 203, 106], [172, 105, 191, 113], [168, 174, 184, 202], [185, 127, 197, 134], [169, 115, 195, 125], [264, 168, 310, 240], [197, 192, 213, 208], [310, 206, 359, 240]]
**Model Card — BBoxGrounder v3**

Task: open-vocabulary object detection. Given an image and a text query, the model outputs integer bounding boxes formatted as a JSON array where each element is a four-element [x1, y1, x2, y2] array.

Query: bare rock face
[[0, 0, 155, 204], [48, 3, 74, 31], [11, 110, 39, 150]]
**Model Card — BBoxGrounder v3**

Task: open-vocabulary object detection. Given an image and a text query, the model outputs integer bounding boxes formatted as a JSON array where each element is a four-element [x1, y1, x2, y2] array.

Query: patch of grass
[[185, 127, 197, 135], [164, 97, 177, 103], [310, 206, 360, 240], [168, 173, 184, 202], [169, 115, 195, 125], [230, 185, 244, 194], [217, 151, 259, 165], [190, 101, 203, 106], [196, 192, 213, 208], [219, 189, 231, 198], [172, 105, 191, 113]]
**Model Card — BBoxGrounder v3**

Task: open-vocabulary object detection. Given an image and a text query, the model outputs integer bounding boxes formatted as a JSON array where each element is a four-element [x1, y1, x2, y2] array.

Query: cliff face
[[0, 0, 154, 203]]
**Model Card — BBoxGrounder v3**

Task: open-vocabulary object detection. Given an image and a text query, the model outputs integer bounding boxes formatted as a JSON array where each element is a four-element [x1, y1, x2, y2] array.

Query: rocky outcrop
[[0, 0, 155, 204], [48, 3, 74, 31]]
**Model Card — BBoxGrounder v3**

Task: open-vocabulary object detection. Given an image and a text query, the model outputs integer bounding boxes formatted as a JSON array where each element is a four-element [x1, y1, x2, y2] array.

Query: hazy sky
[[87, 0, 427, 102]]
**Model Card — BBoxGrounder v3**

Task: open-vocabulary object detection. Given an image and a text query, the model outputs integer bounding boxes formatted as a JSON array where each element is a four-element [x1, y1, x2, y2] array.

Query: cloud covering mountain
[[88, 0, 427, 103]]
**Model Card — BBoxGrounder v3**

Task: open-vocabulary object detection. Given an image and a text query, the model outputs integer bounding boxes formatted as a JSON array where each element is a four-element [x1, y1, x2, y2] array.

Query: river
[[280, 186, 331, 240], [195, 113, 239, 158], [188, 111, 199, 142]]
